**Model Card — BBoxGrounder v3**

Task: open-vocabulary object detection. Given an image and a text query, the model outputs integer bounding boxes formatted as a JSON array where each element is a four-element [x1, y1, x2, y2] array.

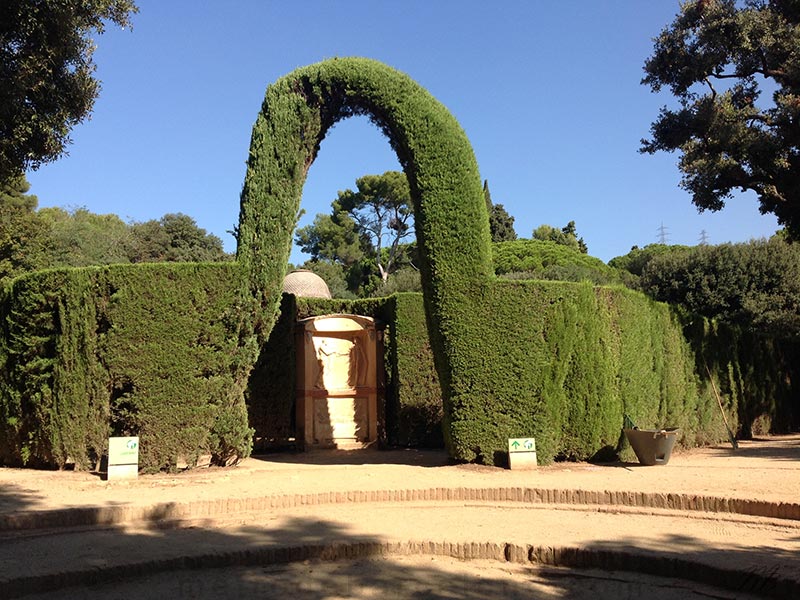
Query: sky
[[25, 1, 781, 264]]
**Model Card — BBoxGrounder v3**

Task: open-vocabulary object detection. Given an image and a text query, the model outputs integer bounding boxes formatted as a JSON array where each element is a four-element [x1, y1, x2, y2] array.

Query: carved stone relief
[[296, 315, 382, 449]]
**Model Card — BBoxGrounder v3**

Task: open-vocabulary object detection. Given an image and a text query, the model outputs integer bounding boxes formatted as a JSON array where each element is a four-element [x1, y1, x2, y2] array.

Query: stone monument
[[295, 314, 383, 449]]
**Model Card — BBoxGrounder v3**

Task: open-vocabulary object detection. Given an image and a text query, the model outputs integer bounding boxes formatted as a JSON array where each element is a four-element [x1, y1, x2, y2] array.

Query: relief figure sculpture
[[349, 335, 368, 387], [313, 336, 353, 390]]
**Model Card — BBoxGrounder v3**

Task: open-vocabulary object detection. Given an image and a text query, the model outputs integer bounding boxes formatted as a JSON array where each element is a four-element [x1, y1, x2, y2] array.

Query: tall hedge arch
[[237, 58, 494, 458]]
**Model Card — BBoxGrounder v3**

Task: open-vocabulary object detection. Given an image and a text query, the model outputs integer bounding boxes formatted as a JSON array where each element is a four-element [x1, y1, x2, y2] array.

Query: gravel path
[[1, 434, 798, 599]]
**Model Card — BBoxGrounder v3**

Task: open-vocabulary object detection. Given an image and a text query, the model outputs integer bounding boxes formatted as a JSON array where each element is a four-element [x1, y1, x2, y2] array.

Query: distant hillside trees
[[483, 180, 516, 242], [0, 176, 52, 279], [532, 220, 588, 254], [0, 177, 230, 283], [296, 173, 524, 297], [295, 171, 417, 296], [493, 239, 621, 285], [608, 243, 691, 277], [611, 238, 800, 338], [297, 171, 414, 287]]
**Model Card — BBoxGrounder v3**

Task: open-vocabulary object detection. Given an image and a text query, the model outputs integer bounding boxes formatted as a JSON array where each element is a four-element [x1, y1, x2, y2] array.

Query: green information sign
[[508, 438, 536, 453], [107, 436, 139, 480], [507, 437, 537, 470]]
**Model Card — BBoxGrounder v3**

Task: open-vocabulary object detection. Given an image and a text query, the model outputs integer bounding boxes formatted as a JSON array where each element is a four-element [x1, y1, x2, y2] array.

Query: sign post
[[508, 437, 537, 470], [107, 436, 139, 480]]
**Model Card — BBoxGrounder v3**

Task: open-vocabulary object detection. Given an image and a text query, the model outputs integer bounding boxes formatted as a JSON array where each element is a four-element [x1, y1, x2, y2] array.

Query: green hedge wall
[[246, 284, 797, 463], [0, 263, 253, 471], [246, 293, 297, 449], [441, 280, 711, 463], [368, 284, 797, 464], [682, 316, 799, 438], [2, 267, 796, 469], [388, 293, 444, 447]]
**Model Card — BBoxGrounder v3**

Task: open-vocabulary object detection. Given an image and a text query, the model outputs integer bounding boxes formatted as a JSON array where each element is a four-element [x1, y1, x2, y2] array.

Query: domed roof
[[282, 270, 332, 299]]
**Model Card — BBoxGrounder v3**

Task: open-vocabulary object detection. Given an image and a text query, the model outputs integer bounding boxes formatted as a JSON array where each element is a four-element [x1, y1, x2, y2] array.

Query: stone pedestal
[[296, 315, 383, 450]]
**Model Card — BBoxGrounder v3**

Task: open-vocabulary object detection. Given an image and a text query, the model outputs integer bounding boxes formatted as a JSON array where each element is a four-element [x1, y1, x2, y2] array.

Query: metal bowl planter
[[623, 428, 680, 466]]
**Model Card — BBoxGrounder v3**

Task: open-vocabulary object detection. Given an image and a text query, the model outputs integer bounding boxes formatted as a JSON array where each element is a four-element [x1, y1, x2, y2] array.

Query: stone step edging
[[1, 539, 797, 599], [1, 486, 798, 533]]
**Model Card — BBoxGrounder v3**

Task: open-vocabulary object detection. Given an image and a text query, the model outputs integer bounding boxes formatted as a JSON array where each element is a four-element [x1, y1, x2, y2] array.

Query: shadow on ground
[[4, 516, 542, 600], [582, 531, 800, 598], [0, 481, 44, 514], [701, 435, 800, 462], [250, 447, 451, 467], [0, 484, 794, 600], [9, 516, 785, 600]]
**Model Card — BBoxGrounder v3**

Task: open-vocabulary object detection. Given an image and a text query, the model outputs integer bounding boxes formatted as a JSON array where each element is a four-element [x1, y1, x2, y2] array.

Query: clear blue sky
[[26, 1, 781, 264]]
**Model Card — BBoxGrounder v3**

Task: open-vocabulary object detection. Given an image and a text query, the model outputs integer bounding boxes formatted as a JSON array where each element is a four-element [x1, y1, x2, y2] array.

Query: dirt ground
[[2, 434, 799, 599], [3, 434, 800, 514], [24, 557, 767, 600]]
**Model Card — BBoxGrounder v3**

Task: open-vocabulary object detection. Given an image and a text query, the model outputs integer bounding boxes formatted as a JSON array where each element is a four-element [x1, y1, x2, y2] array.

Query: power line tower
[[699, 230, 709, 245], [656, 222, 669, 244]]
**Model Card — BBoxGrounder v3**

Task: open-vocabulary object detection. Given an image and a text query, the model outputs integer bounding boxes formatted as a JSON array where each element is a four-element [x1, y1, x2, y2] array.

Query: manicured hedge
[[2, 265, 796, 469], [387, 293, 444, 446], [682, 316, 800, 438], [370, 284, 797, 464], [236, 58, 494, 462], [1, 58, 796, 471], [246, 284, 797, 464], [0, 263, 252, 471], [246, 293, 297, 449]]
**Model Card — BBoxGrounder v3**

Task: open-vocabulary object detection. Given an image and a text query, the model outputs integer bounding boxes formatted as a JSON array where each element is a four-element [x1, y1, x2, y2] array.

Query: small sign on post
[[508, 437, 537, 470], [107, 436, 139, 480]]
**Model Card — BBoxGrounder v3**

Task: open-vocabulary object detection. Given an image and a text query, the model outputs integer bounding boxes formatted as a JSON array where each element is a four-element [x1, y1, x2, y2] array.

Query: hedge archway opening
[[237, 58, 494, 457]]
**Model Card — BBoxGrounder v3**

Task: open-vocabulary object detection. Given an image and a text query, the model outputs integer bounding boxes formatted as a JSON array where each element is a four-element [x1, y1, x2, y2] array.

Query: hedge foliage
[[493, 239, 623, 285], [405, 280, 797, 464], [245, 285, 797, 464], [236, 58, 493, 462], [1, 59, 796, 471], [0, 263, 252, 471], [2, 265, 796, 468]]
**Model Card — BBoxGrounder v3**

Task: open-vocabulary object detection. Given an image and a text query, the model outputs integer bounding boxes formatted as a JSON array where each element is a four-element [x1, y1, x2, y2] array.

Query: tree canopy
[[641, 0, 800, 238], [483, 180, 517, 242], [493, 239, 621, 285], [0, 0, 138, 182], [336, 170, 414, 282], [294, 171, 417, 296], [634, 237, 800, 338], [0, 176, 51, 280], [39, 206, 130, 267], [532, 221, 588, 253], [0, 178, 230, 284], [608, 243, 692, 278], [129, 213, 229, 263]]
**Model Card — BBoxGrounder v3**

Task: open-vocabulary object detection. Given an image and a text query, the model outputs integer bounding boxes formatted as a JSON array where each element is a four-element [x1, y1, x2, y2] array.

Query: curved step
[[2, 486, 799, 532], [3, 539, 797, 599]]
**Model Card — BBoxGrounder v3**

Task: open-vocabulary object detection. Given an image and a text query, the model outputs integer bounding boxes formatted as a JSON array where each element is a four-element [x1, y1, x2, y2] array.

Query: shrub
[[493, 239, 622, 285], [0, 263, 253, 471]]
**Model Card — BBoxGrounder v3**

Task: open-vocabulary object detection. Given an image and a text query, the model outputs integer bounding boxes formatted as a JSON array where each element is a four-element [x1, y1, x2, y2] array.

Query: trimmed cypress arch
[[237, 58, 494, 457]]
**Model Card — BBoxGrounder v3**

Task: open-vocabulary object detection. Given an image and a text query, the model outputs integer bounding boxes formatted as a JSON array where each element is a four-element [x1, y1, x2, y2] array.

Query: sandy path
[[1, 435, 798, 599], [2, 435, 799, 516]]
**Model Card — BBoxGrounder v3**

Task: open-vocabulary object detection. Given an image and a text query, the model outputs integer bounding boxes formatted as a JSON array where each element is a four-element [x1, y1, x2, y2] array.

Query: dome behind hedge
[[282, 270, 331, 299]]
